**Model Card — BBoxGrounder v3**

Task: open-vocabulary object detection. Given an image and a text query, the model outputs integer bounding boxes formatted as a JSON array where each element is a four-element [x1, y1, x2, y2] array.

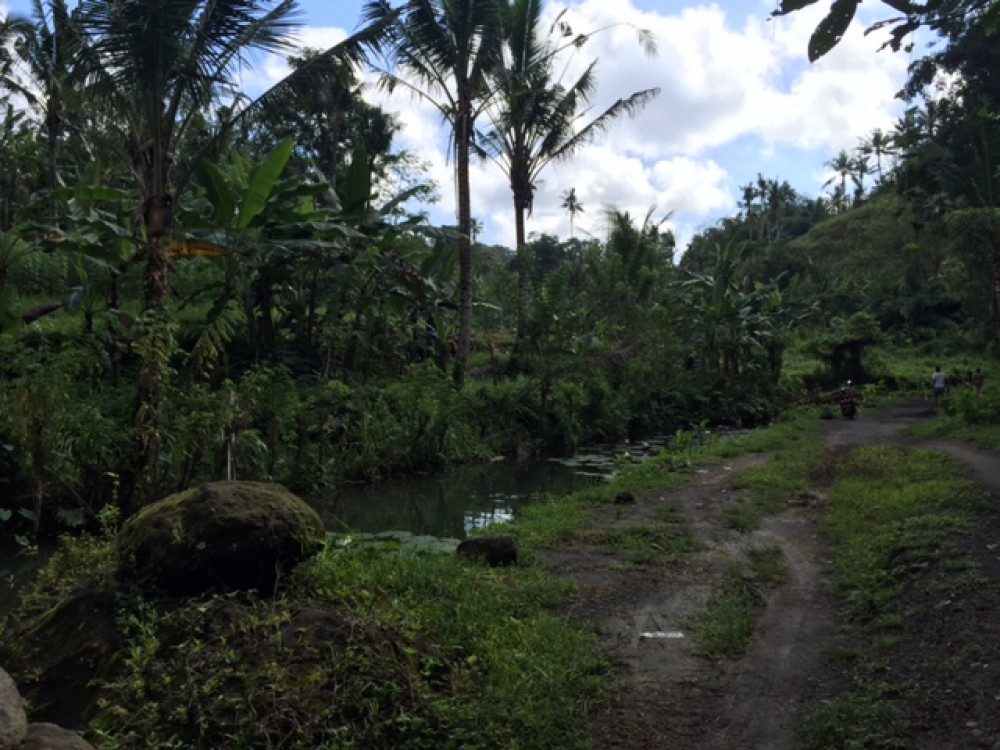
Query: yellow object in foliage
[[166, 240, 232, 259]]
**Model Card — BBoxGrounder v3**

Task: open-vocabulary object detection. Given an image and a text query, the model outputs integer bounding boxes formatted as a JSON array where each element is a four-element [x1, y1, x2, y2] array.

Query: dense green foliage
[[0, 524, 606, 749], [1, 1, 999, 747], [0, 0, 996, 549]]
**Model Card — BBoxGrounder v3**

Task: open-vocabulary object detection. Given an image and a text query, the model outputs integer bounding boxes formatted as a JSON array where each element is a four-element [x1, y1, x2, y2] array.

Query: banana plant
[[8, 186, 138, 332], [0, 227, 36, 331], [174, 137, 356, 362]]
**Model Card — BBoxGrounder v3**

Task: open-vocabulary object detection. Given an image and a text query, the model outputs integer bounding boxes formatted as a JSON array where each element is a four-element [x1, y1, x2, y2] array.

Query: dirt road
[[543, 399, 1000, 750]]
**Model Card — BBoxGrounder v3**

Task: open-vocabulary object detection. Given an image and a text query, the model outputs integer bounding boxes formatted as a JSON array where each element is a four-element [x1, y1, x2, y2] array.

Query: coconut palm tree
[[2, 0, 82, 195], [823, 149, 855, 212], [75, 0, 389, 504], [77, 0, 391, 307], [561, 187, 583, 238], [850, 153, 871, 205], [860, 127, 894, 184], [78, 0, 307, 306], [363, 0, 506, 374], [479, 0, 658, 339]]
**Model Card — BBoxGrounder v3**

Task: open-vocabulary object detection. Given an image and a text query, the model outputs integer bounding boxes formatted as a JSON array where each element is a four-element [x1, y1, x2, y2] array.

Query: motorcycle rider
[[839, 380, 858, 419]]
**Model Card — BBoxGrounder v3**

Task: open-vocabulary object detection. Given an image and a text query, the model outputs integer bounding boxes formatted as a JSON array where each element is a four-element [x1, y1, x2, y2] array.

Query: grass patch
[[796, 444, 985, 749], [512, 407, 828, 551], [685, 565, 762, 659], [705, 406, 826, 458], [652, 503, 684, 524], [821, 447, 981, 621], [746, 544, 787, 585], [722, 408, 823, 515], [506, 493, 598, 547], [907, 386, 1000, 450], [594, 524, 700, 565], [798, 683, 908, 750], [3, 534, 608, 750], [722, 503, 760, 532]]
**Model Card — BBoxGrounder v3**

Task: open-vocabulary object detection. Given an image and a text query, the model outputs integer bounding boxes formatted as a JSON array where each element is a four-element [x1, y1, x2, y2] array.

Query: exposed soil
[[538, 398, 1000, 750]]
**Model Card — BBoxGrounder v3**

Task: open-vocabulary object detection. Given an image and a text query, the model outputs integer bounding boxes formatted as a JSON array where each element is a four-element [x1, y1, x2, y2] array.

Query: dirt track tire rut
[[547, 397, 1000, 749]]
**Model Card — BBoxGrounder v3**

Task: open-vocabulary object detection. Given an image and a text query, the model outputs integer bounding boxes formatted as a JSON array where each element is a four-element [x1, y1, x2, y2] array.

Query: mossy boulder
[[116, 481, 325, 596]]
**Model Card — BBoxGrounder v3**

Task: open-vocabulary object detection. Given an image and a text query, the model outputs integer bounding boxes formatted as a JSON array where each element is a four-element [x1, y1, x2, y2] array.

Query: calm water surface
[[310, 436, 674, 539], [0, 436, 676, 615]]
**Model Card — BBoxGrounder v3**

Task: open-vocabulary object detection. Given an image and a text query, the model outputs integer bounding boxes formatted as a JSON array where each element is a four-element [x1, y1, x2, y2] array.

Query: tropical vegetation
[[0, 0, 999, 744]]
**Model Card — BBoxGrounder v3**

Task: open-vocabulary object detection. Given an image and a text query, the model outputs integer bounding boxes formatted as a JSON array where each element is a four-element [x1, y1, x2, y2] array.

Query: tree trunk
[[455, 103, 474, 378], [992, 242, 1000, 342], [117, 188, 174, 510], [514, 204, 530, 342], [45, 97, 61, 201]]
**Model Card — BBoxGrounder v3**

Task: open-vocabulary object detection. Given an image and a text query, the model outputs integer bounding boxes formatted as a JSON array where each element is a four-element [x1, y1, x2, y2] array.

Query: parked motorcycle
[[838, 381, 858, 419]]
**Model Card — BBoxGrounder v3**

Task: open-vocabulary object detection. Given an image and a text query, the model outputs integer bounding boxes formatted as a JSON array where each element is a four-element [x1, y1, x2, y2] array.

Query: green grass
[[796, 444, 985, 749], [506, 492, 599, 547], [705, 406, 826, 458], [6, 533, 609, 750], [685, 545, 789, 659], [722, 502, 760, 532], [746, 544, 787, 584], [593, 524, 701, 565], [721, 409, 825, 517], [907, 385, 1000, 450], [685, 565, 762, 659], [798, 682, 908, 750], [821, 447, 981, 620], [652, 503, 684, 524]]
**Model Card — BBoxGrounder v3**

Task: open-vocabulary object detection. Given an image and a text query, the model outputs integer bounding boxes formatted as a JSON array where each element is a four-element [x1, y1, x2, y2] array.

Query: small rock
[[19, 723, 95, 750], [0, 667, 27, 750], [457, 535, 518, 567], [613, 491, 636, 505]]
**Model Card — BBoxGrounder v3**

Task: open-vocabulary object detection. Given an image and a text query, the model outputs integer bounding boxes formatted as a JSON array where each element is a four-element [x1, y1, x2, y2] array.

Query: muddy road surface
[[540, 399, 1000, 750]]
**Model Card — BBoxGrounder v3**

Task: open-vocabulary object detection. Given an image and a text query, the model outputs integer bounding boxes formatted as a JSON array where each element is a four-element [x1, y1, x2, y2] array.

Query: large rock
[[0, 667, 27, 750], [19, 723, 94, 750], [116, 481, 326, 596]]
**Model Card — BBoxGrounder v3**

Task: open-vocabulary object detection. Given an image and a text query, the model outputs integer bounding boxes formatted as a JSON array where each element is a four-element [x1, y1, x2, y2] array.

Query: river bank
[[2, 401, 997, 748]]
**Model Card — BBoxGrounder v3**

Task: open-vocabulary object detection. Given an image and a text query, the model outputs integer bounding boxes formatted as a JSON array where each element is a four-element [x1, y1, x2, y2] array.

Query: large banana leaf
[[237, 137, 295, 230]]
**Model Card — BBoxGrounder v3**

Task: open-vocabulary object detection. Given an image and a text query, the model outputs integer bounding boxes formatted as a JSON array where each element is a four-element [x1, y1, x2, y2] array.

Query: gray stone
[[613, 491, 636, 505], [0, 667, 27, 750], [19, 723, 94, 750], [457, 535, 518, 567], [116, 481, 326, 596]]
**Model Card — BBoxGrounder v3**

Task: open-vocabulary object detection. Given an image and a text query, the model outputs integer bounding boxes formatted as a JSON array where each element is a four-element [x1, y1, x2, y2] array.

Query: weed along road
[[538, 400, 1000, 749]]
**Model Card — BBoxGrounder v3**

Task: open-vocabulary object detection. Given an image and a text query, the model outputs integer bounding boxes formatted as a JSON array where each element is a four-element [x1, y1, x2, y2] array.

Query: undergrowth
[[797, 445, 984, 749], [3, 534, 608, 750]]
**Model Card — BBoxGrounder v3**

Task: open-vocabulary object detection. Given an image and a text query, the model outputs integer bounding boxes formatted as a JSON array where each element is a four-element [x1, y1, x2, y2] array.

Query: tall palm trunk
[[514, 202, 529, 340], [456, 103, 474, 374], [990, 233, 1000, 342], [118, 139, 175, 507], [44, 100, 61, 196]]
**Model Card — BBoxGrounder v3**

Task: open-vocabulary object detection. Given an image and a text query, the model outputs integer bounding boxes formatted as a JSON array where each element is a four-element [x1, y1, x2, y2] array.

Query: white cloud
[[239, 26, 351, 94], [237, 1, 911, 252]]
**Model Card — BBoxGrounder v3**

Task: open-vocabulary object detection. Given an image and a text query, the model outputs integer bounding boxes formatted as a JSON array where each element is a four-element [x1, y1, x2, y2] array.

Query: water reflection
[[311, 457, 604, 539]]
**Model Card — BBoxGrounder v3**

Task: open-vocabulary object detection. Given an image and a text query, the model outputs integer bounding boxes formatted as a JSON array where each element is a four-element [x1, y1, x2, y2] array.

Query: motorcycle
[[838, 381, 858, 419]]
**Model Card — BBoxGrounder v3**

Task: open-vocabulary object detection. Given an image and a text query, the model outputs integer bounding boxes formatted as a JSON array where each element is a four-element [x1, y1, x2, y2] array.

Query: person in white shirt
[[931, 366, 947, 405]]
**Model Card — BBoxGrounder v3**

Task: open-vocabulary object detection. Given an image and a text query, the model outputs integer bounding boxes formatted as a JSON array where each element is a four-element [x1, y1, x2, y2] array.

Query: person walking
[[971, 367, 985, 395], [931, 365, 947, 406]]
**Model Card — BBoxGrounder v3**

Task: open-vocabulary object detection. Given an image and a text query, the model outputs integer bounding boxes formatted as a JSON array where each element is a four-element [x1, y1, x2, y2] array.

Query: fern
[[186, 300, 244, 378]]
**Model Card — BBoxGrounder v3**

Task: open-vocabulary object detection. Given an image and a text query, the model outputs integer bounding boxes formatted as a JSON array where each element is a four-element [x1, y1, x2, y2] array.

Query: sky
[[1, 0, 920, 252]]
